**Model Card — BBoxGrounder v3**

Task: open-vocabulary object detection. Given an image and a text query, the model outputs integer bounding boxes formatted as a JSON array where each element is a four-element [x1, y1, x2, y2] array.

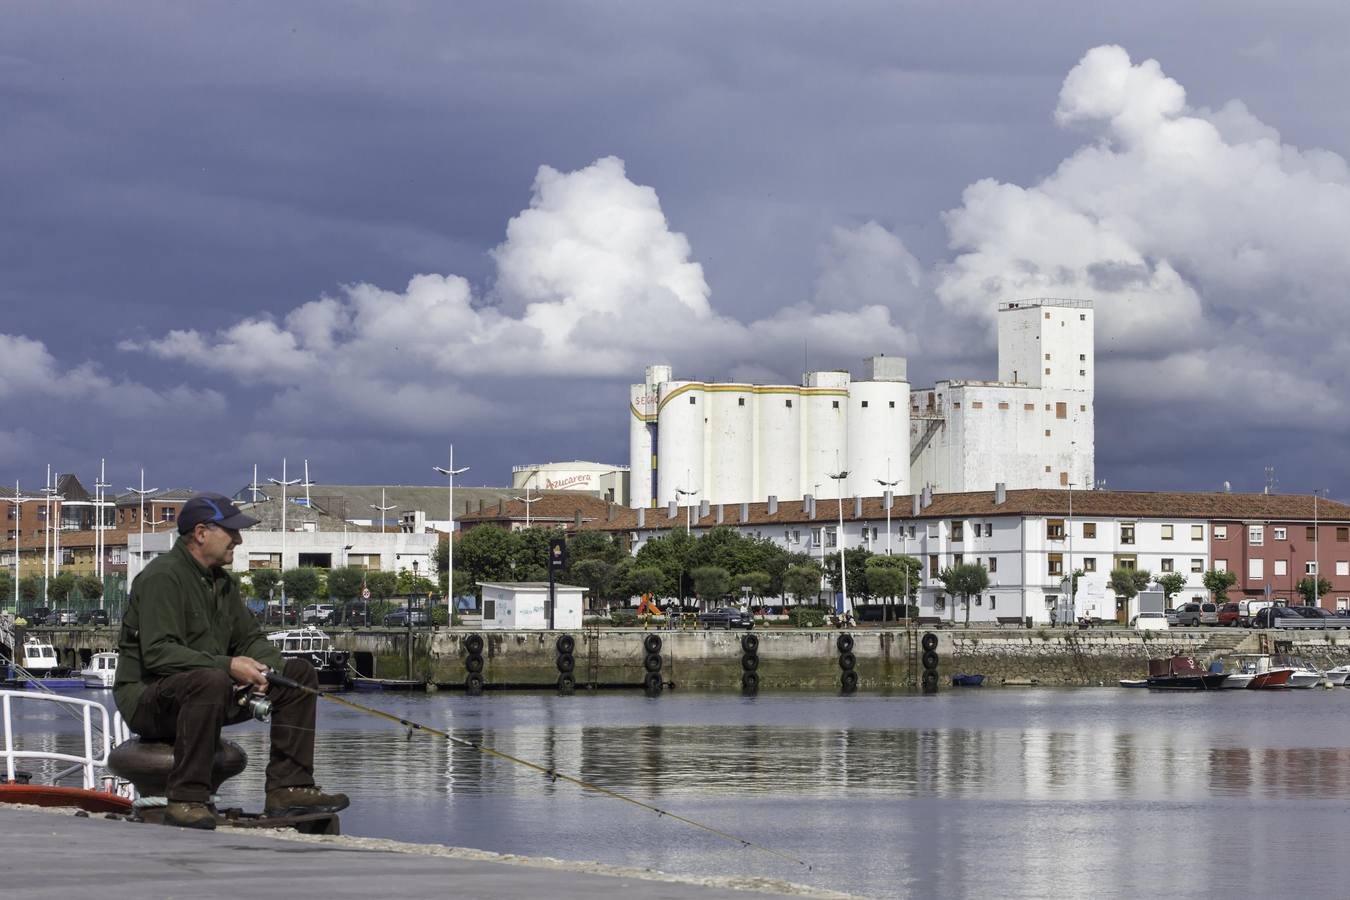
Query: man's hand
[[229, 656, 270, 692]]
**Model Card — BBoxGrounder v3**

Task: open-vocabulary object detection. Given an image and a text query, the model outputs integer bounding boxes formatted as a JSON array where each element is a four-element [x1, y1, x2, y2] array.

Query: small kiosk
[[478, 581, 584, 630]]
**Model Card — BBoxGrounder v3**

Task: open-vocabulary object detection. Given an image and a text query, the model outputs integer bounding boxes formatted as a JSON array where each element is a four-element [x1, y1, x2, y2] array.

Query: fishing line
[[265, 670, 812, 871]]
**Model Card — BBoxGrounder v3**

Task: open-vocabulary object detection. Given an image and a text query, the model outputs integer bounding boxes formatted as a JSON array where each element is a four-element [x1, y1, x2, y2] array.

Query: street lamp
[[514, 469, 541, 531], [94, 459, 110, 609], [433, 445, 470, 611], [675, 485, 698, 532], [126, 468, 156, 588], [876, 458, 900, 556], [1314, 488, 1327, 608], [268, 458, 301, 620], [5, 482, 38, 613], [827, 465, 850, 619]]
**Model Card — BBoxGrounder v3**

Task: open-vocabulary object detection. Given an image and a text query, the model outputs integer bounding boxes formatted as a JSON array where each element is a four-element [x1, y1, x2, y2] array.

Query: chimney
[[802, 494, 813, 514], [884, 490, 893, 511], [767, 495, 778, 515], [478, 499, 485, 512], [699, 499, 710, 520], [607, 504, 617, 522], [994, 482, 1007, 506], [912, 493, 921, 516], [498, 499, 506, 515], [637, 507, 646, 528], [668, 500, 678, 519], [574, 510, 583, 529], [716, 504, 724, 525], [854, 495, 862, 518], [740, 502, 749, 522]]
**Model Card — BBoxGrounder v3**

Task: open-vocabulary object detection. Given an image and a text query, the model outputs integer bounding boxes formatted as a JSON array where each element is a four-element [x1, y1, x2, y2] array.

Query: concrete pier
[[2, 806, 843, 899]]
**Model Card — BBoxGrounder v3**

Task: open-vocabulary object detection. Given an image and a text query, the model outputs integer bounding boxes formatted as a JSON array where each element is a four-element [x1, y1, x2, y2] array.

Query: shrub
[[611, 611, 639, 627], [787, 606, 827, 627]]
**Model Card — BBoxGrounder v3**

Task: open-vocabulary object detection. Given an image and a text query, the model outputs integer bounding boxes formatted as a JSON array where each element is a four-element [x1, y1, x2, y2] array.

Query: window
[[953, 553, 963, 566], [1024, 403, 1035, 411], [950, 521, 963, 541], [988, 556, 998, 573], [908, 525, 916, 538], [1192, 525, 1204, 540], [1047, 519, 1065, 539], [1307, 526, 1317, 541], [1190, 558, 1203, 573], [929, 555, 939, 577], [1249, 526, 1263, 546], [1273, 527, 1286, 541], [824, 527, 837, 549], [1048, 553, 1063, 576], [738, 397, 745, 406], [832, 400, 839, 409], [1045, 465, 1052, 473], [1045, 368, 1051, 375], [1274, 559, 1287, 576], [889, 401, 895, 408], [1161, 524, 1173, 541], [1045, 429, 1051, 437], [1083, 557, 1096, 572], [1056, 402, 1066, 419], [989, 595, 996, 609], [972, 401, 984, 409], [1079, 354, 1086, 361], [1161, 558, 1174, 572], [1306, 561, 1319, 575], [1083, 523, 1097, 539], [163, 508, 176, 521], [1248, 558, 1263, 579], [483, 599, 496, 619], [1339, 528, 1349, 542], [1120, 524, 1135, 545], [1215, 558, 1227, 572], [1045, 352, 1051, 360], [986, 522, 993, 534], [689, 396, 696, 404], [1214, 525, 1228, 540], [973, 523, 982, 537], [1337, 561, 1349, 577]]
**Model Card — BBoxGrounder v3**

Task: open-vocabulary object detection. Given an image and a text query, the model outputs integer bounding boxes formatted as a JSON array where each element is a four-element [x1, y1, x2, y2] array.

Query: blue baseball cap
[[178, 493, 260, 534]]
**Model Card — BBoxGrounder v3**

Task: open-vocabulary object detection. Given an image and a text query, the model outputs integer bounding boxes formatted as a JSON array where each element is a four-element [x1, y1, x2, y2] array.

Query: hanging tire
[[921, 650, 939, 670], [465, 673, 484, 695], [838, 651, 856, 671], [741, 633, 759, 654], [643, 672, 662, 693], [556, 635, 575, 655], [741, 653, 759, 672], [741, 671, 759, 694], [465, 634, 484, 656], [921, 632, 938, 652], [556, 653, 575, 674], [557, 673, 576, 693], [836, 633, 854, 654], [841, 670, 859, 692], [643, 634, 663, 655], [643, 653, 663, 673], [921, 670, 939, 693], [465, 655, 484, 674]]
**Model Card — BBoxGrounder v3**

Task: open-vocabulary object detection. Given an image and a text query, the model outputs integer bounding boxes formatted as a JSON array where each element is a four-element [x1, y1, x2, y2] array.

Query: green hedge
[[787, 606, 828, 627]]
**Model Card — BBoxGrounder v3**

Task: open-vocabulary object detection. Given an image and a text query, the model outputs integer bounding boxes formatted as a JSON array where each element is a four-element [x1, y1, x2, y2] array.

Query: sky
[[3, 2, 1350, 500]]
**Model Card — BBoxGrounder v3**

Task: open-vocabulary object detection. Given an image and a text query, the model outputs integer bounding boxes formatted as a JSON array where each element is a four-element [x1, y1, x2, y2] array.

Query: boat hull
[[1146, 673, 1229, 691], [0, 783, 133, 815]]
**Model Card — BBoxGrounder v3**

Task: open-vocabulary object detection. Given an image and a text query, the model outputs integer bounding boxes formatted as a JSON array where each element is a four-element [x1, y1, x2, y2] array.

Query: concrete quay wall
[[32, 626, 1350, 689]]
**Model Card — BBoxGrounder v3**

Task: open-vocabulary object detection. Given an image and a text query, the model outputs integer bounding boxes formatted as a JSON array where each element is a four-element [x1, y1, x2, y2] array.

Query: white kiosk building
[[479, 582, 584, 630]]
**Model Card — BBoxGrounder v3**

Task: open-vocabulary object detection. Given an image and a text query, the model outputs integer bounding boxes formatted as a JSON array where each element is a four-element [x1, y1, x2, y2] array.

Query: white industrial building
[[511, 461, 629, 505], [629, 299, 1094, 508]]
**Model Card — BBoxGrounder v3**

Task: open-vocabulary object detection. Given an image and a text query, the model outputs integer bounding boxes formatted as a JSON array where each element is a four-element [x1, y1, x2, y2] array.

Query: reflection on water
[[15, 688, 1350, 899]]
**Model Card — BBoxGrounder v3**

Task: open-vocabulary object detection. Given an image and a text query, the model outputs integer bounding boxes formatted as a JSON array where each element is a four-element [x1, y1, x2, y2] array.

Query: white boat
[[1323, 664, 1350, 686], [1274, 655, 1323, 689], [20, 637, 60, 675], [1220, 654, 1294, 690], [81, 652, 118, 689], [266, 626, 351, 691]]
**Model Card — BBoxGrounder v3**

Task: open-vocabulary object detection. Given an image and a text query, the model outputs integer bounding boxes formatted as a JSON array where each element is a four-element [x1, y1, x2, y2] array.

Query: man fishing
[[113, 492, 349, 829]]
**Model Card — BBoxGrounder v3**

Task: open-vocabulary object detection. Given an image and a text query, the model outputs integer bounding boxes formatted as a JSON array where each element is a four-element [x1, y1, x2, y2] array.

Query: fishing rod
[[264, 670, 812, 871]]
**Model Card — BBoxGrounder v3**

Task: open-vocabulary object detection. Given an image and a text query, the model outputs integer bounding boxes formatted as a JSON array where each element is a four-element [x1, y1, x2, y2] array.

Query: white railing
[[1, 690, 114, 790]]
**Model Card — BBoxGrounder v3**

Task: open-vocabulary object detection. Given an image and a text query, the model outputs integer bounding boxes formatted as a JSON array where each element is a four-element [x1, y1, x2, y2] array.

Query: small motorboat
[[82, 652, 118, 689], [267, 627, 352, 691], [1145, 656, 1229, 691], [1273, 655, 1323, 689], [1323, 664, 1350, 686], [950, 673, 985, 687], [1118, 679, 1149, 688], [1222, 654, 1293, 690], [10, 637, 84, 690]]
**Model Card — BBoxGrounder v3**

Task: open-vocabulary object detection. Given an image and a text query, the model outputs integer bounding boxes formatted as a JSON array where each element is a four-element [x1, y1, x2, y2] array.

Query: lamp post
[[94, 459, 110, 609], [268, 459, 301, 621], [126, 468, 157, 588], [433, 445, 470, 611], [876, 458, 900, 556], [514, 469, 541, 530], [1314, 489, 1326, 608], [675, 484, 698, 532], [5, 482, 37, 613], [827, 466, 850, 619]]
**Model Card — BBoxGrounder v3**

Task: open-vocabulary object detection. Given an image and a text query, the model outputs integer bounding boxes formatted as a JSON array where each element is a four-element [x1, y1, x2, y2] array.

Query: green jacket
[[113, 537, 283, 719]]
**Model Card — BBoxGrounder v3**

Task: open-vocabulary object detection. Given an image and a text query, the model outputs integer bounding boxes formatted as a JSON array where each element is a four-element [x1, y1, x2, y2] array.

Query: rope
[[265, 671, 812, 871]]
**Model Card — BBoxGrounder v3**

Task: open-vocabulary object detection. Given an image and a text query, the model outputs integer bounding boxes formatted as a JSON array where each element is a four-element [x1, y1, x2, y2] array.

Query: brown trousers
[[129, 657, 317, 802]]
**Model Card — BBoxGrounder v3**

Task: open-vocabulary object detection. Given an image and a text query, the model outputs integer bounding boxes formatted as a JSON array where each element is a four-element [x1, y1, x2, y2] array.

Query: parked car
[[1239, 599, 1275, 627], [1217, 602, 1241, 627], [259, 604, 300, 626], [697, 607, 754, 630], [1289, 606, 1347, 629], [20, 607, 53, 626], [383, 608, 431, 627], [1175, 602, 1218, 627], [1252, 606, 1325, 629], [77, 609, 110, 626], [1164, 608, 1180, 626], [301, 603, 336, 625], [1133, 611, 1170, 631], [54, 609, 80, 626]]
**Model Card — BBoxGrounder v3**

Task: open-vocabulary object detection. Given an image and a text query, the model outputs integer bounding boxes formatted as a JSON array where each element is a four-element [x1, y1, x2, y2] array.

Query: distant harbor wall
[[33, 626, 1350, 689]]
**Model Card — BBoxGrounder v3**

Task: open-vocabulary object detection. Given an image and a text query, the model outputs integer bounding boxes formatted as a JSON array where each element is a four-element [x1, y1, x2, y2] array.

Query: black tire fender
[[464, 634, 484, 656], [921, 650, 939, 670], [741, 653, 759, 672], [643, 634, 663, 655], [643, 653, 663, 673], [465, 672, 484, 694], [556, 653, 575, 674], [741, 671, 759, 693], [921, 632, 939, 652], [465, 655, 484, 674], [643, 672, 662, 693], [836, 633, 855, 654], [556, 635, 575, 655], [557, 673, 576, 693], [741, 634, 759, 654], [838, 651, 856, 671], [840, 670, 859, 692]]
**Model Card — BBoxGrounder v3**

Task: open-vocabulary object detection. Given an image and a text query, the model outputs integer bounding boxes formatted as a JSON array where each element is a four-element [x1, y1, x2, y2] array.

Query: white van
[[1238, 599, 1274, 627]]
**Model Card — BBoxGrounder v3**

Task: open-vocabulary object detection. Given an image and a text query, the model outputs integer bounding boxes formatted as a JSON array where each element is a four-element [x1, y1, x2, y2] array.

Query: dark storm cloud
[[2, 2, 1349, 499]]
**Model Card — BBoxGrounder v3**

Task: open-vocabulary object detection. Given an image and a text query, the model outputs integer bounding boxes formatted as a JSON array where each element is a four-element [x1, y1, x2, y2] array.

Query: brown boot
[[264, 785, 350, 817], [163, 800, 218, 830]]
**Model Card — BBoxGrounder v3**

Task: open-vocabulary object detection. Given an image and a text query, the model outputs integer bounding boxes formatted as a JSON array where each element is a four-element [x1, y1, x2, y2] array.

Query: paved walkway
[[2, 807, 841, 899]]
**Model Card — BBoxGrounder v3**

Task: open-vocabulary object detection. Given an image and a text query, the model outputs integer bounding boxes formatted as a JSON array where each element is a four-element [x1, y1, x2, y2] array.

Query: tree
[[823, 546, 874, 602], [251, 568, 281, 601], [782, 564, 823, 606], [454, 525, 519, 592], [19, 576, 41, 605], [633, 528, 696, 600], [283, 567, 321, 605], [1296, 576, 1333, 606], [865, 555, 921, 621], [1202, 569, 1238, 603], [737, 571, 772, 603], [365, 570, 398, 600], [1108, 567, 1141, 611], [1154, 572, 1187, 606], [571, 558, 618, 607], [327, 566, 366, 603], [48, 572, 77, 604], [937, 563, 990, 626], [0, 570, 14, 607], [691, 566, 731, 605], [77, 574, 104, 603], [510, 527, 558, 582]]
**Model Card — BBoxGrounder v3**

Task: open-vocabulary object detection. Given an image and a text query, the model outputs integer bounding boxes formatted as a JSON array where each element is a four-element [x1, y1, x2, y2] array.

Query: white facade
[[479, 581, 584, 630], [512, 461, 630, 505], [630, 299, 1092, 507]]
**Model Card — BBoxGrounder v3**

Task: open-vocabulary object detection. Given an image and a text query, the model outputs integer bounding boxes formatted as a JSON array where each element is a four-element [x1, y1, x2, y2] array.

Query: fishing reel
[[234, 686, 273, 722]]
